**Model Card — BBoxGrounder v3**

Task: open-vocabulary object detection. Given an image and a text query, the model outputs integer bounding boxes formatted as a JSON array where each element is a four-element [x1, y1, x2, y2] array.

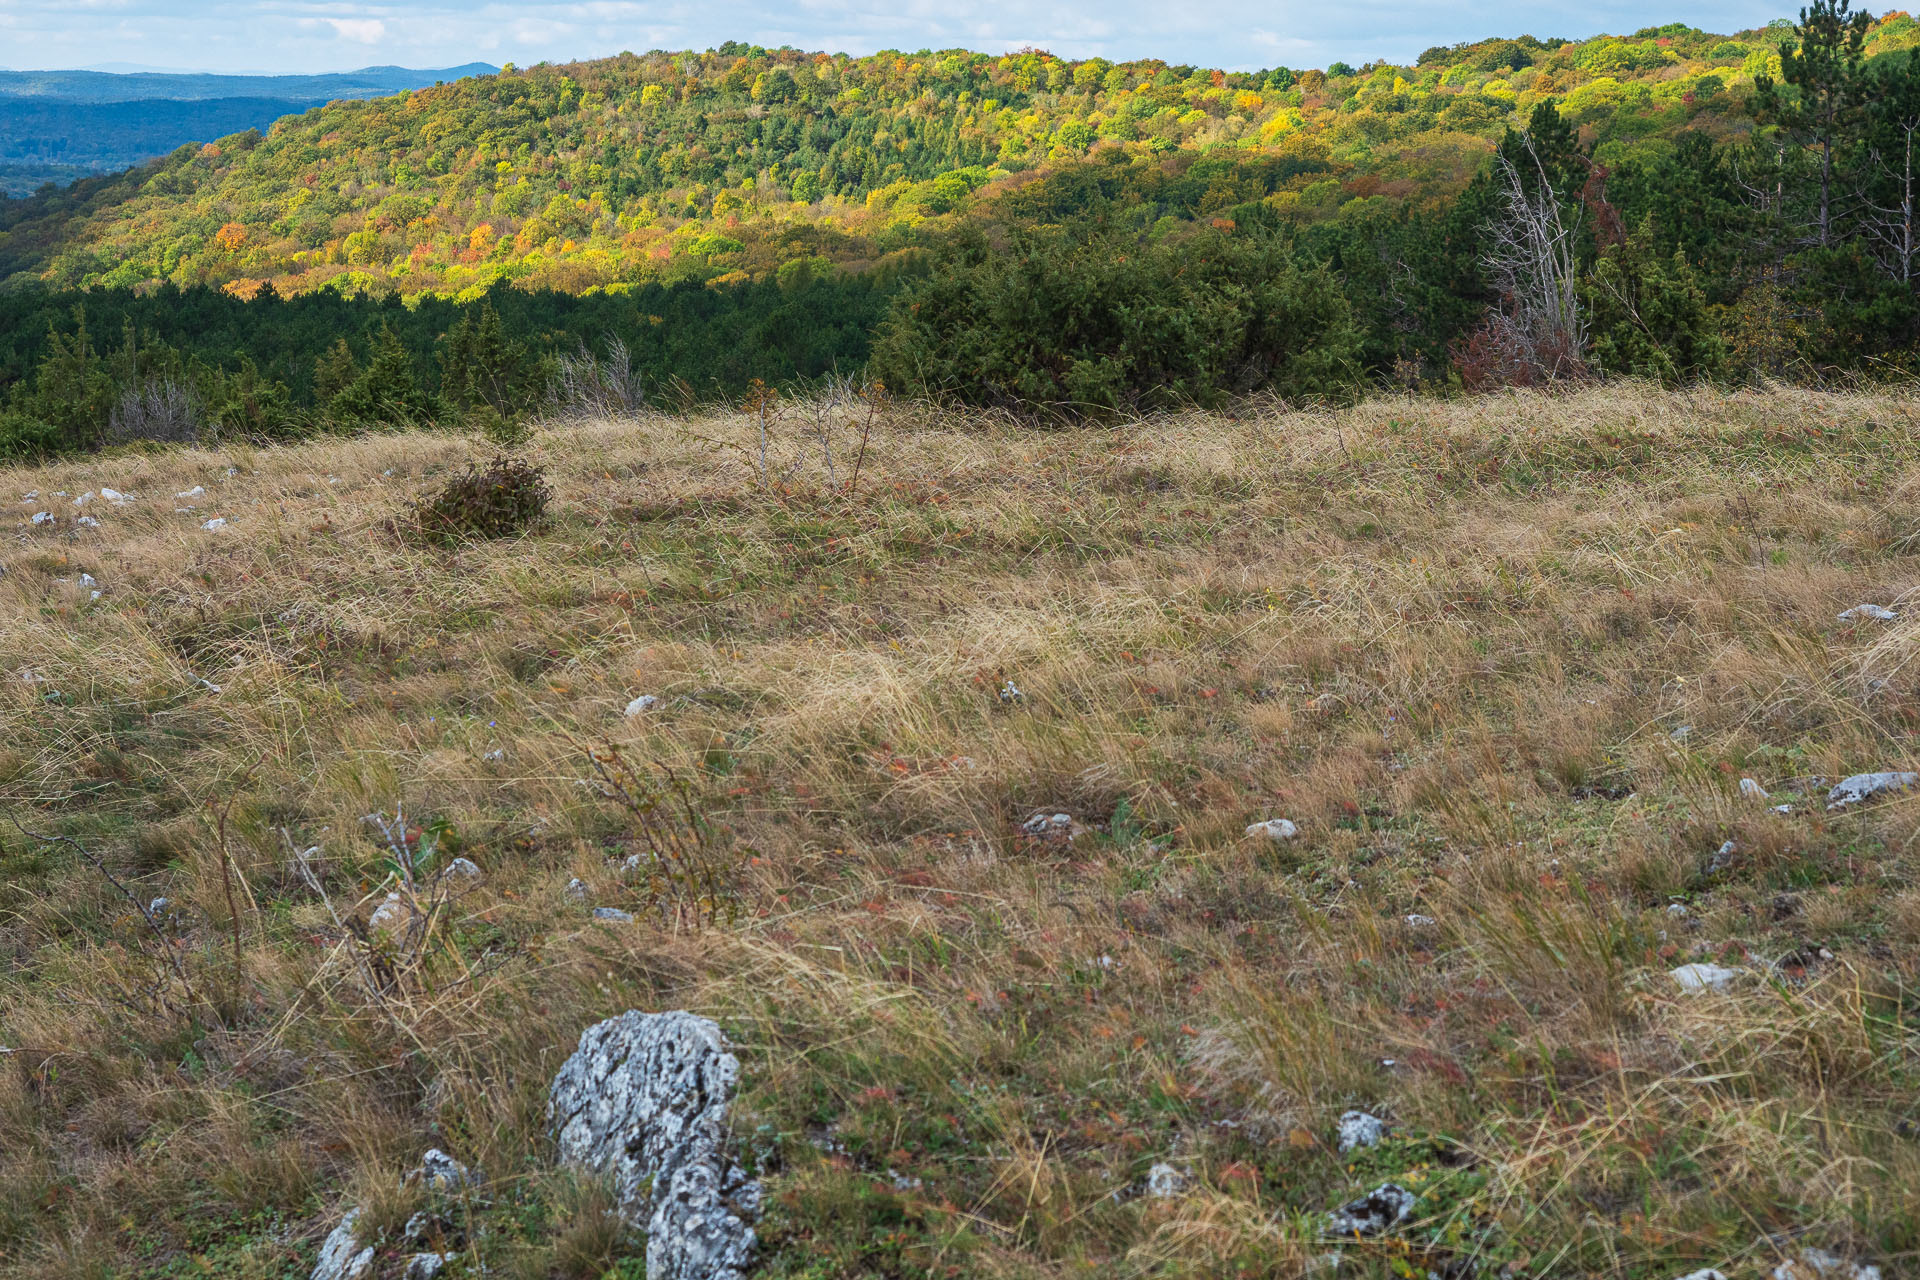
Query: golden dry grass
[[2, 383, 1919, 1278]]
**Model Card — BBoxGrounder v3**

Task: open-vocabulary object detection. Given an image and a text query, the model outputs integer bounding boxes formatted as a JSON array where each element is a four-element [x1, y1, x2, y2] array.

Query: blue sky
[[0, 0, 1792, 76]]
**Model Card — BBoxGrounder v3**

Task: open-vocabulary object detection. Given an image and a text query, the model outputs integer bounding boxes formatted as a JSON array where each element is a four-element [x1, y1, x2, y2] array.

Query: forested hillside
[[4, 18, 1915, 301], [3, 8, 1920, 456]]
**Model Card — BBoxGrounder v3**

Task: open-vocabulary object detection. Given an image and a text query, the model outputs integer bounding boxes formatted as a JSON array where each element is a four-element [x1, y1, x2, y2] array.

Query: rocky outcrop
[[309, 1153, 480, 1280], [311, 1210, 374, 1280], [548, 1010, 760, 1280]]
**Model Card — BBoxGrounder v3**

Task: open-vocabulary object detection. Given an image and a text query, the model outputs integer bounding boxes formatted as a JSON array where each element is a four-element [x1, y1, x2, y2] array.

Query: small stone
[[79, 573, 96, 588], [1740, 777, 1769, 799], [565, 877, 589, 902], [1246, 818, 1300, 842], [1020, 811, 1082, 841], [998, 680, 1024, 703], [1670, 724, 1694, 741], [1326, 1182, 1416, 1237], [310, 1208, 375, 1280], [1838, 604, 1897, 621], [1825, 771, 1918, 810], [73, 490, 94, 506], [1771, 1248, 1884, 1280], [368, 893, 411, 933], [1144, 1162, 1188, 1198], [1671, 962, 1741, 993], [1673, 1271, 1729, 1280], [1773, 803, 1795, 815], [30, 512, 51, 524], [482, 748, 506, 763], [592, 906, 636, 922], [1336, 1110, 1387, 1152], [400, 1254, 453, 1280], [625, 694, 659, 716], [888, 1170, 924, 1192], [1404, 913, 1435, 928], [202, 517, 228, 531], [98, 487, 129, 505], [439, 857, 483, 886], [412, 1148, 481, 1192], [177, 485, 205, 499], [1667, 903, 1689, 918], [76, 516, 98, 527]]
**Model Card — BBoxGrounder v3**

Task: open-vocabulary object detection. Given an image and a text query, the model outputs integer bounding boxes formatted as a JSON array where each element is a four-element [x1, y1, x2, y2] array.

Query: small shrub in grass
[[417, 454, 550, 544]]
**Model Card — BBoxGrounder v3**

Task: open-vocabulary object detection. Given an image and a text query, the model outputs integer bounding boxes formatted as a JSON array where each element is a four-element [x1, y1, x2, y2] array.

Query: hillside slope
[[0, 65, 498, 196], [2, 387, 1917, 1276], [4, 19, 1917, 299]]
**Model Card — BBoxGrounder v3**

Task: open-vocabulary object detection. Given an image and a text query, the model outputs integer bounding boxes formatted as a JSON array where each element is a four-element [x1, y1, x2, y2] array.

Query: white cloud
[[325, 16, 386, 42]]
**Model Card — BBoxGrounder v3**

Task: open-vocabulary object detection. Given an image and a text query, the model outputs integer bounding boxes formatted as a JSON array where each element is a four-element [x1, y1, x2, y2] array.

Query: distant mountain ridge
[[0, 64, 498, 103], [0, 63, 497, 194]]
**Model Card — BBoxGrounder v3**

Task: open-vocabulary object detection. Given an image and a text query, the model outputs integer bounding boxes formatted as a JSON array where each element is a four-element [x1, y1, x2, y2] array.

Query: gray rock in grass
[[1825, 771, 1917, 810], [1325, 1182, 1416, 1237], [548, 1010, 760, 1280]]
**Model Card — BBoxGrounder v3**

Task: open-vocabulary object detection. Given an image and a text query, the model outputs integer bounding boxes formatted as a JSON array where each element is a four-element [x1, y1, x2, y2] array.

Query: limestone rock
[[311, 1209, 375, 1280], [439, 857, 483, 887], [1247, 818, 1300, 842], [1673, 1271, 1728, 1280], [1144, 1162, 1188, 1198], [1336, 1110, 1387, 1153], [1326, 1182, 1415, 1237], [547, 1010, 759, 1280], [368, 893, 412, 933], [1772, 1248, 1883, 1280], [1825, 771, 1918, 810], [1671, 962, 1741, 993], [1020, 812, 1085, 843], [1739, 777, 1769, 799], [1837, 604, 1897, 621], [409, 1148, 481, 1192], [625, 694, 659, 717], [593, 906, 636, 922]]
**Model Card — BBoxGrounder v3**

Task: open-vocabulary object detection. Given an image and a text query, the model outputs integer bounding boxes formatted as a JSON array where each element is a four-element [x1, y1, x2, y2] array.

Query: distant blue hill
[[0, 63, 497, 194], [0, 64, 497, 103]]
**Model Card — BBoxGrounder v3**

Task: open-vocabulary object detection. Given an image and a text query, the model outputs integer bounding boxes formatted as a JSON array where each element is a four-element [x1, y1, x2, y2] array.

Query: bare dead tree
[[1861, 112, 1920, 287], [1479, 136, 1588, 383], [108, 379, 204, 445], [551, 335, 645, 420]]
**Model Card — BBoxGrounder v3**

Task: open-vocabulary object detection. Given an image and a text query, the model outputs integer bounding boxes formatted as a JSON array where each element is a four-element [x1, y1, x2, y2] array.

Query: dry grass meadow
[[3, 384, 1920, 1279]]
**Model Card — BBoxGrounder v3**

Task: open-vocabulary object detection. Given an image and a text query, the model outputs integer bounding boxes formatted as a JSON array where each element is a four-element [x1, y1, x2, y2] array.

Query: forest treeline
[[2, 3, 1919, 453]]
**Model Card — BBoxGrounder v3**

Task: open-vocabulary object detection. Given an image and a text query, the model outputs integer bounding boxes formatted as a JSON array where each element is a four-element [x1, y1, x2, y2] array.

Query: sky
[[0, 0, 1793, 76]]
